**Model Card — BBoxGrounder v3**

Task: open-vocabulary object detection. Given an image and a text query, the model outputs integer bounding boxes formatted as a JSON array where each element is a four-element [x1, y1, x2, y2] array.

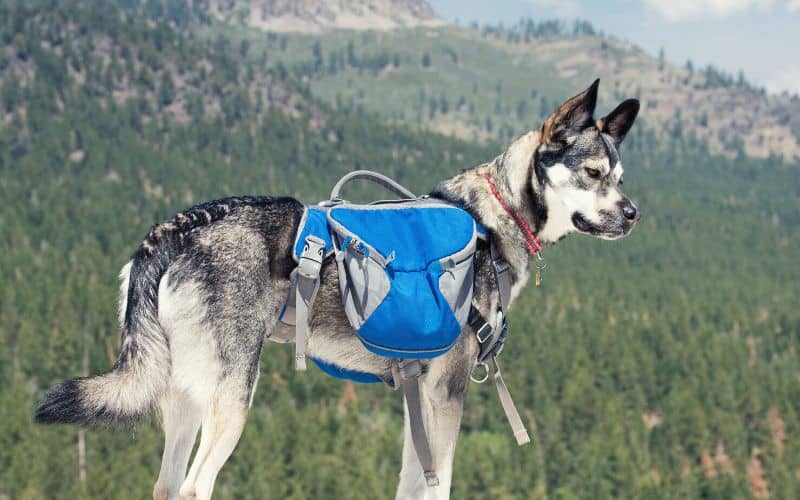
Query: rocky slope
[[205, 0, 444, 33]]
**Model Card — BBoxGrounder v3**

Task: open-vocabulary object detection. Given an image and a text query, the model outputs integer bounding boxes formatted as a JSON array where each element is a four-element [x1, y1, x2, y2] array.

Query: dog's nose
[[620, 200, 638, 220]]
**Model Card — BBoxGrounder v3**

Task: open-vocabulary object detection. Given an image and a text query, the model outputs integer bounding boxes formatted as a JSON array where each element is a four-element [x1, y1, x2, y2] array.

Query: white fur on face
[[538, 163, 590, 243], [612, 156, 624, 180], [536, 162, 625, 243]]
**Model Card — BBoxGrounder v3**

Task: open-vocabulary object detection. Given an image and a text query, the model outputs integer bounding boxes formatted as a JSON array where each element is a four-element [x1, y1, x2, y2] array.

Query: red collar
[[484, 174, 543, 255]]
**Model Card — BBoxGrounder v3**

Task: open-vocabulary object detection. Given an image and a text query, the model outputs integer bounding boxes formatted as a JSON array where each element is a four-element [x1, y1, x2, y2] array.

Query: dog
[[35, 79, 640, 500]]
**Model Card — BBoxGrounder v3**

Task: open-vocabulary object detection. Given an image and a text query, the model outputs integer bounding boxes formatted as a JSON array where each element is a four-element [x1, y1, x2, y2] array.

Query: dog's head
[[524, 79, 640, 242]]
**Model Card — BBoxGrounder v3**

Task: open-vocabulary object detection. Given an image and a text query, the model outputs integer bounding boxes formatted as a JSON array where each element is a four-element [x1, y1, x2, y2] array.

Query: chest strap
[[468, 240, 531, 446]]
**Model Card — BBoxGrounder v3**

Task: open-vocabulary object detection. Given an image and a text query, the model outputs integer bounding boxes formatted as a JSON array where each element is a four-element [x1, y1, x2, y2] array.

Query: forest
[[1, 1, 799, 499]]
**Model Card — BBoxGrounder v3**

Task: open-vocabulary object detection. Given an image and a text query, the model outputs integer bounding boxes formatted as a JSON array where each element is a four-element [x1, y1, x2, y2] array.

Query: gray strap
[[490, 242, 512, 312], [330, 170, 416, 200], [404, 371, 440, 487], [295, 236, 325, 371], [491, 357, 530, 446], [294, 277, 313, 370]]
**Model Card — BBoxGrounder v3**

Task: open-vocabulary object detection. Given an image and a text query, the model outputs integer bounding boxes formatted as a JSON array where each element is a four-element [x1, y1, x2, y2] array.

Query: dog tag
[[534, 258, 546, 287]]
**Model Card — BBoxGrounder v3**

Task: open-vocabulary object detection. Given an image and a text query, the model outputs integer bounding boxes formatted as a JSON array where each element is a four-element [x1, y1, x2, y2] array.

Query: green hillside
[[202, 16, 800, 161], [2, 2, 800, 499]]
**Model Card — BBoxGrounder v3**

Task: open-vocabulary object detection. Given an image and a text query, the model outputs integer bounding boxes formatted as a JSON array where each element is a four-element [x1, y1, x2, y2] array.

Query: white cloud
[[762, 65, 800, 95], [787, 0, 800, 12], [643, 0, 775, 22]]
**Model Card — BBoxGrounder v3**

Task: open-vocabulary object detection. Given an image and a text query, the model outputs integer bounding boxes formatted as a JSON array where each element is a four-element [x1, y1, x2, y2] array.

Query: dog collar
[[484, 174, 543, 256]]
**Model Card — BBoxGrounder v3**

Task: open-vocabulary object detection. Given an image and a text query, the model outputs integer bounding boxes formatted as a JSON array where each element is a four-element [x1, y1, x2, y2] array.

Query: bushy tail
[[36, 241, 175, 426]]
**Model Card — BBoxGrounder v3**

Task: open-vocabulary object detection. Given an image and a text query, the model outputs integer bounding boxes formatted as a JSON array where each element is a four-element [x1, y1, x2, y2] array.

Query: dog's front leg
[[395, 370, 467, 500]]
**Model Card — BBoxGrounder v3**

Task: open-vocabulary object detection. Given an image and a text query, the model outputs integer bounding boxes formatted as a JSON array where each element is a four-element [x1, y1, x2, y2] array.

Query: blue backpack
[[275, 171, 483, 375], [272, 171, 530, 486]]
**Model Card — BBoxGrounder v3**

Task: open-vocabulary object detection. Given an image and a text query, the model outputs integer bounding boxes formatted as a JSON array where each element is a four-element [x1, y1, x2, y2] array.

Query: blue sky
[[429, 0, 800, 95]]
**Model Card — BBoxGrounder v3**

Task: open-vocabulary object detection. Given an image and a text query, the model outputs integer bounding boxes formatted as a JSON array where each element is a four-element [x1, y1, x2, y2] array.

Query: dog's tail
[[35, 227, 182, 426]]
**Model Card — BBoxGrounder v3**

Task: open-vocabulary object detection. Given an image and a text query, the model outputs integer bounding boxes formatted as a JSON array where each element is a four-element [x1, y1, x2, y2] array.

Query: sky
[[428, 0, 800, 96]]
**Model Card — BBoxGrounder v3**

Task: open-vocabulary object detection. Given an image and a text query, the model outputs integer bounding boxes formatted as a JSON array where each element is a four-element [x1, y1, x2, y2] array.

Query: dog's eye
[[619, 177, 624, 185], [585, 168, 601, 179]]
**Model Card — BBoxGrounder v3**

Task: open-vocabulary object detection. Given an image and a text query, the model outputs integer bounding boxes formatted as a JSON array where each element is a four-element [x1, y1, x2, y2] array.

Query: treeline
[[474, 17, 601, 40]]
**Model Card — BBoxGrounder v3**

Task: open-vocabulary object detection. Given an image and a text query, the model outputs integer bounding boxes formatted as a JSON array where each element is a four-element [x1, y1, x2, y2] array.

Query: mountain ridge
[[191, 4, 800, 161], [282, 25, 800, 161]]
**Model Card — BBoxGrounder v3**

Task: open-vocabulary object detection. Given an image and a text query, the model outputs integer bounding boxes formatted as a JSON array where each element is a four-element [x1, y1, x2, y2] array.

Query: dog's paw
[[152, 487, 169, 500], [178, 487, 197, 500]]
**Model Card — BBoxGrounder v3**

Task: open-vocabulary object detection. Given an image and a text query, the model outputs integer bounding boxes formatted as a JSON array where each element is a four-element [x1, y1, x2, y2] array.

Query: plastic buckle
[[298, 235, 325, 278], [475, 321, 493, 343], [493, 255, 510, 275]]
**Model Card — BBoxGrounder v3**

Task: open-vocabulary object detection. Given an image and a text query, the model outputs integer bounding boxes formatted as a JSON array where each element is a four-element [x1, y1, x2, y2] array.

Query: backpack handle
[[330, 170, 416, 201]]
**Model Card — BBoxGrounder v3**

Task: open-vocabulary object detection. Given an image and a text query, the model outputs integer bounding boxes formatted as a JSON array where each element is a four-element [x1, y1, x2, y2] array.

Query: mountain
[[201, 0, 444, 33], [1, 2, 799, 499], [213, 16, 800, 161]]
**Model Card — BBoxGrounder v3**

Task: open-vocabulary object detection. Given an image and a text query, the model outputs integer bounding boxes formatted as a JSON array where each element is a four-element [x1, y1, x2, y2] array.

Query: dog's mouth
[[571, 212, 631, 240]]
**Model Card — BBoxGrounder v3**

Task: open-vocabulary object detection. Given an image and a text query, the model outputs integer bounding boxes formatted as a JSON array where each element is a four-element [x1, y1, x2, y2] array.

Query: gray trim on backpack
[[334, 236, 392, 331]]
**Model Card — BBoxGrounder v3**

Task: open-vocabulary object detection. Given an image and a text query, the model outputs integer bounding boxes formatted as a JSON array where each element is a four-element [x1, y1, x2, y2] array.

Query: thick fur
[[35, 80, 641, 500]]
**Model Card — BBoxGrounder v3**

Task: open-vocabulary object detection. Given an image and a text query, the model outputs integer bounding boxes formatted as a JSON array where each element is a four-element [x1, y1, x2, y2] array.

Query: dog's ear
[[541, 79, 599, 146], [597, 99, 640, 148]]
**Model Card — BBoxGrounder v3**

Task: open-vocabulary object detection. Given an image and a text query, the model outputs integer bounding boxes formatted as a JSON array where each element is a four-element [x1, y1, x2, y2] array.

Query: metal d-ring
[[470, 362, 490, 384]]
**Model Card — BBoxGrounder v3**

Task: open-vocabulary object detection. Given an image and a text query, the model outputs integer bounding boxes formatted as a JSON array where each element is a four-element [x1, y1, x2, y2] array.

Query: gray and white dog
[[36, 80, 640, 500]]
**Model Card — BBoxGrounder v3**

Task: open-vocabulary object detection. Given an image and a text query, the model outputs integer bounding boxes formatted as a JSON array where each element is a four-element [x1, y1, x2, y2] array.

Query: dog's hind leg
[[395, 356, 470, 500], [178, 374, 254, 500], [153, 389, 202, 500]]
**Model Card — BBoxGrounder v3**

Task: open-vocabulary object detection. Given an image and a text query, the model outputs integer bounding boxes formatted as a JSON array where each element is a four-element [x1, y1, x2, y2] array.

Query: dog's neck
[[432, 131, 554, 300]]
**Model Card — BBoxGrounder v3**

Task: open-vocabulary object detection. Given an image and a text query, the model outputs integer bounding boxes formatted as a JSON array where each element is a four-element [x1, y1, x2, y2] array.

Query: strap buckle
[[475, 321, 493, 344], [298, 235, 325, 278], [492, 254, 510, 275]]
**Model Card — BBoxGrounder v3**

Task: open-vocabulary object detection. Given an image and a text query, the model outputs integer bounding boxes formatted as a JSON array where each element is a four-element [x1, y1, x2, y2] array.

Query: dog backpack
[[273, 171, 530, 486]]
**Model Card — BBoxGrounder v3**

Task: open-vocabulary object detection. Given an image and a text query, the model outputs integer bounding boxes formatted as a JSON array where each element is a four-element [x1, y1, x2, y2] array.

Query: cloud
[[762, 65, 800, 95], [787, 0, 800, 12], [643, 0, 775, 22]]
